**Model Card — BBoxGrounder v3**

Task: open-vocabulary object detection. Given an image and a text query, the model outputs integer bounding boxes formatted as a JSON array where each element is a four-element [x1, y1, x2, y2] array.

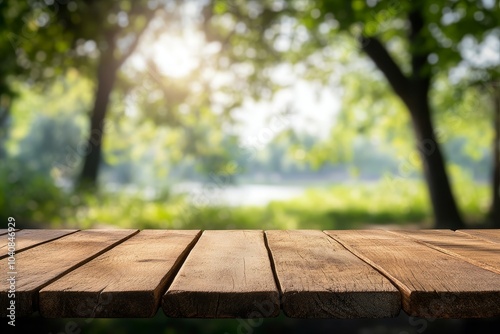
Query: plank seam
[[0, 230, 80, 260], [455, 230, 500, 245], [322, 231, 409, 302], [156, 229, 204, 311], [32, 229, 140, 312], [263, 231, 283, 310], [388, 230, 500, 276], [0, 229, 21, 236]]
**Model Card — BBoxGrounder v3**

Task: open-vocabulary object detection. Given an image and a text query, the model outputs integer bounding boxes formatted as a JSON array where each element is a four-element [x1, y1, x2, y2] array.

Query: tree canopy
[[1, 0, 499, 229]]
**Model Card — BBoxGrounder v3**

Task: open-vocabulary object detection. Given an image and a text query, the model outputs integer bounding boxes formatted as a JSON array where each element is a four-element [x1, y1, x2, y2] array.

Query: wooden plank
[[0, 229, 78, 259], [39, 230, 201, 318], [265, 230, 401, 318], [325, 230, 500, 318], [457, 229, 500, 245], [0, 229, 137, 317], [0, 229, 20, 236], [163, 230, 280, 318], [390, 229, 500, 275]]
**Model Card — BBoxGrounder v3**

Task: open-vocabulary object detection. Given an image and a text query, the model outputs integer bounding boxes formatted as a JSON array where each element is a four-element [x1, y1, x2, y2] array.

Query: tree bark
[[75, 6, 157, 190], [406, 84, 464, 229], [77, 44, 119, 189], [0, 97, 11, 160], [360, 8, 465, 229], [490, 83, 500, 227]]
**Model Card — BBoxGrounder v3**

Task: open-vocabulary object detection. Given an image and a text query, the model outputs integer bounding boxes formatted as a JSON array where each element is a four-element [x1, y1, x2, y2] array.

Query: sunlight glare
[[151, 31, 202, 78]]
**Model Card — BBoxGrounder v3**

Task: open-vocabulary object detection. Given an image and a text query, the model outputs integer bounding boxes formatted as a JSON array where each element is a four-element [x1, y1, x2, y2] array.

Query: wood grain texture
[[266, 230, 400, 318], [0, 229, 137, 317], [163, 230, 280, 318], [325, 230, 500, 318], [0, 229, 20, 236], [390, 229, 500, 275], [39, 230, 201, 318], [0, 229, 11, 236], [0, 229, 78, 259], [457, 229, 500, 245]]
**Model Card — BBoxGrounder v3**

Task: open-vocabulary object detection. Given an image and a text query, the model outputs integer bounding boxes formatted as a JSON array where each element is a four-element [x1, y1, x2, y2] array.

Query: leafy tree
[[452, 63, 500, 226], [7, 0, 247, 189], [489, 81, 500, 225], [0, 1, 34, 159], [203, 0, 499, 228], [5, 0, 166, 188]]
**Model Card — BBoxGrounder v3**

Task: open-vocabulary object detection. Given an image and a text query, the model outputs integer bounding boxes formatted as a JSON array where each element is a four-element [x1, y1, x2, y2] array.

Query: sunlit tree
[[203, 0, 499, 228]]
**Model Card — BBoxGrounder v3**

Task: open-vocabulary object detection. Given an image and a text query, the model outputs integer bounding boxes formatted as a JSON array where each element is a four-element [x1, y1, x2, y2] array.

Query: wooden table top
[[1, 229, 500, 319]]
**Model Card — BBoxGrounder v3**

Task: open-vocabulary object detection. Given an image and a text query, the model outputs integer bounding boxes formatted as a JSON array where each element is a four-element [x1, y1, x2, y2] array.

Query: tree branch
[[0, 105, 8, 125], [360, 35, 410, 103], [116, 28, 148, 68], [116, 7, 160, 68], [408, 9, 428, 80]]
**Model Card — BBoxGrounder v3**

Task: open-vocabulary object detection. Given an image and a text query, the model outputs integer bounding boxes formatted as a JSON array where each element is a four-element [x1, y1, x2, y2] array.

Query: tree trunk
[[490, 83, 500, 227], [77, 46, 119, 189], [360, 34, 465, 229], [359, 6, 465, 229], [0, 106, 9, 160], [407, 85, 465, 229], [75, 14, 155, 190]]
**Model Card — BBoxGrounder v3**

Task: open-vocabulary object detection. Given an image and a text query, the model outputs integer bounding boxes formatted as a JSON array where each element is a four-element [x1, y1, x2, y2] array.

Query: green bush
[[1, 166, 490, 229], [0, 161, 75, 226]]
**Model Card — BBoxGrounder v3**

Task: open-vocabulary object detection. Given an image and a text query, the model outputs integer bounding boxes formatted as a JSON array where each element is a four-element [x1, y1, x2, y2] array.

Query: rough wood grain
[[0, 229, 137, 317], [266, 230, 401, 318], [39, 230, 201, 318], [457, 229, 500, 245], [325, 230, 500, 318], [0, 229, 20, 236], [163, 230, 280, 318], [390, 229, 500, 275], [0, 229, 78, 259]]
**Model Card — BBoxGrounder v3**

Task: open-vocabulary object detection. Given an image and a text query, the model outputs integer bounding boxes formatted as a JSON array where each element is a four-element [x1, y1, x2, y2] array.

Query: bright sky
[[129, 15, 340, 143], [232, 81, 340, 142], [129, 3, 499, 144]]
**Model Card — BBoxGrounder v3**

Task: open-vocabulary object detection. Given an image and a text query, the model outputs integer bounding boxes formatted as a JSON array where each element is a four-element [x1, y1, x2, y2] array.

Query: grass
[[3, 171, 494, 334], [2, 169, 490, 229], [68, 177, 493, 229]]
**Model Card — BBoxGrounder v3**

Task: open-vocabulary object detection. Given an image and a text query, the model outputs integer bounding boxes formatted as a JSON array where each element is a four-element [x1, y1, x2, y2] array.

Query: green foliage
[[206, 0, 499, 84], [1, 0, 497, 231], [0, 161, 76, 225], [3, 0, 164, 83], [205, 0, 499, 166], [0, 1, 31, 94], [6, 71, 93, 179], [2, 172, 488, 230]]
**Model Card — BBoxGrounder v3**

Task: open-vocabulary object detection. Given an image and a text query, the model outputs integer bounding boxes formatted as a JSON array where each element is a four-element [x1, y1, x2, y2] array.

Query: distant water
[[171, 182, 306, 206]]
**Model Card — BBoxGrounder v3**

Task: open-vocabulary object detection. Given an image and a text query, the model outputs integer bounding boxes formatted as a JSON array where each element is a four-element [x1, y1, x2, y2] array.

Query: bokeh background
[[1, 0, 499, 333]]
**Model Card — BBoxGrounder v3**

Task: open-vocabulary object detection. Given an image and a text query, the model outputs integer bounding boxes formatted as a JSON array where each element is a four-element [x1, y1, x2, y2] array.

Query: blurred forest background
[[1, 0, 500, 332]]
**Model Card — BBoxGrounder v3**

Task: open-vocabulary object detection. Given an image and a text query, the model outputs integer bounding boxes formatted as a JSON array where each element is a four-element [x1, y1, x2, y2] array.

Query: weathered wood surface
[[265, 230, 400, 318], [0, 229, 78, 259], [457, 229, 500, 245], [390, 229, 500, 275], [325, 230, 500, 318], [0, 229, 13, 236], [163, 230, 280, 318], [0, 229, 20, 236], [0, 229, 137, 317], [39, 230, 200, 318], [4, 228, 500, 319]]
